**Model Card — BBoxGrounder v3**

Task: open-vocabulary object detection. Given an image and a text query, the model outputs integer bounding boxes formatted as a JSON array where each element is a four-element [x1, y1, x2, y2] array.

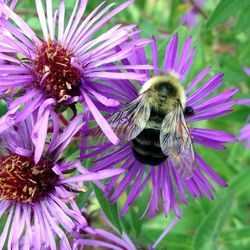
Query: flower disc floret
[[0, 153, 58, 203], [33, 40, 81, 102]]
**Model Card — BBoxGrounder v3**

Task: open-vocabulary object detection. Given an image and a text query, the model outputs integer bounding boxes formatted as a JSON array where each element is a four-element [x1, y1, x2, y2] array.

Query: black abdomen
[[132, 128, 167, 165], [131, 105, 194, 166]]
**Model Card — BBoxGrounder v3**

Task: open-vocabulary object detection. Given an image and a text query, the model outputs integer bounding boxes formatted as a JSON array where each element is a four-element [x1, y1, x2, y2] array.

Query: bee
[[98, 73, 196, 179]]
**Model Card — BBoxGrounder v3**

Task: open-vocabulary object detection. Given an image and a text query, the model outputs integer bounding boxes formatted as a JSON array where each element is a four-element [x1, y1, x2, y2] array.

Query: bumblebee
[[102, 73, 196, 179]]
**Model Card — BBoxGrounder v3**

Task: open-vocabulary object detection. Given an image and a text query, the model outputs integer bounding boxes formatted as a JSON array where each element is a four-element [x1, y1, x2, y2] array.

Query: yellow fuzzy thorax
[[140, 73, 186, 112]]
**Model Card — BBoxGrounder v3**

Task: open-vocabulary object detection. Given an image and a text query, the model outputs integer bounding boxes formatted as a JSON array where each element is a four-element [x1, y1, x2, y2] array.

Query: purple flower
[[74, 228, 138, 250], [0, 114, 123, 249], [239, 121, 250, 147], [0, 0, 17, 65], [87, 34, 237, 218], [243, 66, 250, 77], [0, 0, 151, 162], [238, 67, 250, 147], [0, 0, 17, 17], [73, 212, 179, 250], [180, 0, 204, 28]]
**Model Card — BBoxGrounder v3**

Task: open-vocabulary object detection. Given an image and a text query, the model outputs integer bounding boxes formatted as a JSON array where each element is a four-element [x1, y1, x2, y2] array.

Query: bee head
[[140, 74, 186, 108], [155, 81, 177, 98]]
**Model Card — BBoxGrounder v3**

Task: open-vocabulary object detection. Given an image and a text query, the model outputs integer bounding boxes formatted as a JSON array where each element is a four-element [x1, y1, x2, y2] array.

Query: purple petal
[[187, 73, 224, 106], [238, 99, 250, 106], [243, 66, 250, 76], [59, 169, 124, 184], [196, 154, 227, 187], [83, 91, 120, 145], [163, 33, 178, 73]]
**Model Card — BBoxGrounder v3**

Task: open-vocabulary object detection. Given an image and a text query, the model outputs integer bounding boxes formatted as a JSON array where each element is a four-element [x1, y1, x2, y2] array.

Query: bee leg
[[69, 103, 77, 119]]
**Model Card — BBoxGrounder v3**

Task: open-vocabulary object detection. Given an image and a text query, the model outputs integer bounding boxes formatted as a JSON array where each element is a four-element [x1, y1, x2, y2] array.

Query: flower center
[[0, 153, 58, 203], [33, 40, 81, 102]]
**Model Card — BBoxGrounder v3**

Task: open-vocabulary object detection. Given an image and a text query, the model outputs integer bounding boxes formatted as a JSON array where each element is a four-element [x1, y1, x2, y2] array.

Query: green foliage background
[[1, 0, 250, 249]]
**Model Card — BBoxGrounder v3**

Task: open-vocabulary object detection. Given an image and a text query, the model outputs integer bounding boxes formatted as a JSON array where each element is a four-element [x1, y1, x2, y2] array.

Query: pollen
[[0, 154, 58, 203], [33, 39, 81, 102]]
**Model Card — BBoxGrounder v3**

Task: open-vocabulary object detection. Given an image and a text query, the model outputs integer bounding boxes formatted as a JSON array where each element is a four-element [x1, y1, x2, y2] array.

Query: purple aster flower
[[243, 66, 250, 76], [0, 113, 123, 249], [74, 227, 138, 250], [0, 0, 17, 65], [73, 211, 179, 250], [86, 34, 237, 218], [0, 0, 151, 162], [180, 0, 205, 28], [0, 0, 17, 17], [239, 119, 250, 147], [238, 67, 250, 146]]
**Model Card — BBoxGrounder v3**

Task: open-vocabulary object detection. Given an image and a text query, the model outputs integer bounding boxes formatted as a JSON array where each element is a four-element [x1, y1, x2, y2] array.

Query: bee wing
[[160, 102, 195, 179], [94, 93, 151, 143]]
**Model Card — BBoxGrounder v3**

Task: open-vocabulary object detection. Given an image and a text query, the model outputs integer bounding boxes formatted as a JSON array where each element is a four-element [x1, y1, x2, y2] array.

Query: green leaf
[[76, 184, 92, 209], [221, 227, 250, 243], [93, 185, 122, 233], [125, 184, 149, 237], [168, 0, 182, 29], [235, 5, 250, 33], [207, 0, 250, 29], [145, 232, 192, 250], [192, 192, 233, 250], [0, 100, 7, 117], [129, 206, 143, 237], [140, 213, 192, 250], [229, 167, 250, 195]]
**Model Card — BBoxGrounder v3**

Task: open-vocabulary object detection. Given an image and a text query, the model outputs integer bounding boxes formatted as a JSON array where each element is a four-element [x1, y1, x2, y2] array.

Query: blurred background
[[1, 0, 250, 249]]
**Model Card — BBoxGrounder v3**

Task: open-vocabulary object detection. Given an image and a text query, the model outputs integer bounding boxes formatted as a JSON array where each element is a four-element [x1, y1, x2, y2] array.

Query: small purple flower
[[180, 0, 204, 28], [74, 228, 138, 250], [243, 66, 250, 77], [0, 114, 123, 249], [0, 0, 151, 162], [73, 212, 179, 250], [238, 67, 250, 147], [87, 34, 237, 218], [239, 121, 250, 147]]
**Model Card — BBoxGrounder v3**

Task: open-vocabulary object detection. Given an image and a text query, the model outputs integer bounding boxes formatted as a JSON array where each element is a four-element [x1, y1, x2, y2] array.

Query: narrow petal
[[59, 168, 124, 184], [83, 91, 120, 145], [163, 34, 178, 73], [35, 0, 49, 40]]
